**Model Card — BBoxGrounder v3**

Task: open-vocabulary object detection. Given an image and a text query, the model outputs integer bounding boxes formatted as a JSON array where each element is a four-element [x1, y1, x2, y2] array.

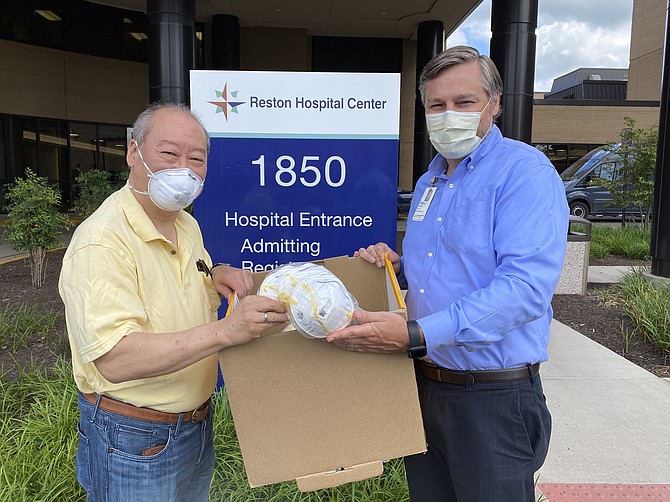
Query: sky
[[447, 0, 634, 92]]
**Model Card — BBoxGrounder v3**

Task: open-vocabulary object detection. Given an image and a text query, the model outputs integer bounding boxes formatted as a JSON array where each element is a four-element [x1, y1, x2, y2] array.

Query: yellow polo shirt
[[59, 185, 221, 412]]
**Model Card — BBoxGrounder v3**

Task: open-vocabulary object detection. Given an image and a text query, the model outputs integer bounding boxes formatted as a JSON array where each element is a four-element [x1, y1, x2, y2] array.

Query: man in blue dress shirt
[[327, 46, 569, 501]]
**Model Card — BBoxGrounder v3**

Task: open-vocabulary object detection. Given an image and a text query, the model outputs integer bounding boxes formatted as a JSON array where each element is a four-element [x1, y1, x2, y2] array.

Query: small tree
[[599, 117, 657, 228], [72, 168, 129, 218], [73, 169, 113, 218], [3, 169, 71, 287]]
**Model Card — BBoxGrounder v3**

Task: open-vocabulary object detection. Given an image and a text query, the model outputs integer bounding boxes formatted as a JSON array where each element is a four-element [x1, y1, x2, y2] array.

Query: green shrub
[[589, 225, 651, 260], [2, 169, 71, 287], [0, 360, 83, 501], [0, 304, 60, 352], [596, 118, 657, 228], [0, 361, 411, 501], [72, 167, 129, 218], [72, 169, 115, 218], [614, 272, 670, 356]]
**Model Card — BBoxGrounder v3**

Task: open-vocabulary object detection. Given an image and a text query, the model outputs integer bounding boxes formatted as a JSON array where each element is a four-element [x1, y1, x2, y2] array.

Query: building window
[[0, 115, 131, 212], [0, 0, 149, 63], [0, 1, 203, 65], [32, 0, 64, 49], [535, 143, 605, 174], [36, 120, 66, 181], [69, 123, 98, 179], [312, 36, 403, 73], [21, 119, 38, 180], [97, 125, 128, 194], [122, 11, 149, 62]]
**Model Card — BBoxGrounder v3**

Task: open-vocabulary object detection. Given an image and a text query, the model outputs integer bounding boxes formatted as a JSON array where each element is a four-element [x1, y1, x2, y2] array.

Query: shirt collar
[[469, 124, 503, 165], [118, 184, 189, 243]]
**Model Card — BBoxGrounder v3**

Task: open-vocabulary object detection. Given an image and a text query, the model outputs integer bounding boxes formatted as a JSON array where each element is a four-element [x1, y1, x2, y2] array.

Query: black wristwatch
[[407, 320, 427, 358], [196, 260, 230, 277], [210, 262, 229, 272]]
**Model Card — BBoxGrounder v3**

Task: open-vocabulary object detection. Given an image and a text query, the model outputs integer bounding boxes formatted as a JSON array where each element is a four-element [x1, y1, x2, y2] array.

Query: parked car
[[397, 188, 413, 216], [561, 145, 648, 219]]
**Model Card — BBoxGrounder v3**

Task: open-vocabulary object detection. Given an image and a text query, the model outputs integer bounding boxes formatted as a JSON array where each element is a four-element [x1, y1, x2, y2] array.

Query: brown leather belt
[[83, 393, 210, 424], [418, 360, 540, 385]]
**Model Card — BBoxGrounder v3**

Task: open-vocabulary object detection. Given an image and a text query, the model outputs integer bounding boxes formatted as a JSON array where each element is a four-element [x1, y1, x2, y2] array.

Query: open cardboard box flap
[[218, 255, 426, 491]]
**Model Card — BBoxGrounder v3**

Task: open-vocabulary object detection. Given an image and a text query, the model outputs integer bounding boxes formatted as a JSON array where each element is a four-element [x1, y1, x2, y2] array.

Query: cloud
[[447, 1, 491, 54], [535, 20, 631, 91], [537, 0, 633, 28], [446, 0, 633, 92]]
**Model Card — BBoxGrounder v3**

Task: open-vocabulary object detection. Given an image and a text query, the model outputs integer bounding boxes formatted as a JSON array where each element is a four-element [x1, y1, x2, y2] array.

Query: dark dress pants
[[404, 368, 551, 502]]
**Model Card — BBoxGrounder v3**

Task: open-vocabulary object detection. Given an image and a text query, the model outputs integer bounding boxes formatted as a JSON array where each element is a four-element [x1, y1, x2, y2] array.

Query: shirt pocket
[[201, 274, 222, 314], [445, 201, 491, 253]]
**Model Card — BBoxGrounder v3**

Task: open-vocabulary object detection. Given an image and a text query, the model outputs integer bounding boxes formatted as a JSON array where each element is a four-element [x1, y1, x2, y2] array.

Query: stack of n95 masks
[[258, 262, 358, 339]]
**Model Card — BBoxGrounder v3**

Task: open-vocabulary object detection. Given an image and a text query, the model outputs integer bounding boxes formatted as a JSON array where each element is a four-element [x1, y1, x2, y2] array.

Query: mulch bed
[[551, 256, 669, 378]]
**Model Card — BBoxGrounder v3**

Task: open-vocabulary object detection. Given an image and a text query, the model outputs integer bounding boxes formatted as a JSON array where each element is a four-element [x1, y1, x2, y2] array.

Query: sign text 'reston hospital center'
[[249, 96, 388, 111], [190, 70, 400, 272]]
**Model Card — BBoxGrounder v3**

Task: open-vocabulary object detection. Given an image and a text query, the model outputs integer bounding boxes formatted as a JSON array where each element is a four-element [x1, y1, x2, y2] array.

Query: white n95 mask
[[128, 144, 204, 211], [258, 262, 357, 339], [426, 98, 491, 159]]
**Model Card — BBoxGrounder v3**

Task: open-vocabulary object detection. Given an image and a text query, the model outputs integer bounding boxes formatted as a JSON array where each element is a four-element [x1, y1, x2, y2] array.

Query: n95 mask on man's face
[[128, 144, 204, 211], [258, 262, 358, 339]]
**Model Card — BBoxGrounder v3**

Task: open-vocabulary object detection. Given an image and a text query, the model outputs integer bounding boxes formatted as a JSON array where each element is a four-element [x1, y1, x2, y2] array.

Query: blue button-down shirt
[[401, 125, 569, 370]]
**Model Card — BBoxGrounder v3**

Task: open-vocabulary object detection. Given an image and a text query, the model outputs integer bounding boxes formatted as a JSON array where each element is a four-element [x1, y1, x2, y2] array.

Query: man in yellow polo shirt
[[59, 102, 288, 501]]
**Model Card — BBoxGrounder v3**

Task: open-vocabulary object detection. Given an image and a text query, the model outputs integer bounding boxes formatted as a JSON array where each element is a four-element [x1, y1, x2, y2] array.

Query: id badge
[[412, 187, 437, 221]]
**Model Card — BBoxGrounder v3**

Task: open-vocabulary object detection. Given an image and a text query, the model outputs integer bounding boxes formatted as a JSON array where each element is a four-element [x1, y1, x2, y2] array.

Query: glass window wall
[[0, 0, 202, 65], [21, 118, 38, 177], [534, 143, 605, 173]]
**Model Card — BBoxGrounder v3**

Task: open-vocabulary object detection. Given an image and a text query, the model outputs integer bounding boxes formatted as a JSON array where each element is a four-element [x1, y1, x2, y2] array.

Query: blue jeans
[[404, 368, 551, 502], [76, 392, 215, 502]]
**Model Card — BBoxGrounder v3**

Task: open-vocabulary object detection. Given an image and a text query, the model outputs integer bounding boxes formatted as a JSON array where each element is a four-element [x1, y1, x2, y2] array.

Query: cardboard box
[[218, 255, 426, 491]]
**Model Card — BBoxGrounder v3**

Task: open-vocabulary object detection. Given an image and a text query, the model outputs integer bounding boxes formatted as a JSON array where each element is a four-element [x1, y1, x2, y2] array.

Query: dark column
[[147, 0, 195, 105], [212, 14, 240, 69], [412, 21, 444, 185], [489, 0, 538, 142], [650, 6, 670, 278]]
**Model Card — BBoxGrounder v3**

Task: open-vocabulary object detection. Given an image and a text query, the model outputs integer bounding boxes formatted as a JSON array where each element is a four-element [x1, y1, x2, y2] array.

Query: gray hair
[[132, 102, 210, 154], [419, 45, 503, 119]]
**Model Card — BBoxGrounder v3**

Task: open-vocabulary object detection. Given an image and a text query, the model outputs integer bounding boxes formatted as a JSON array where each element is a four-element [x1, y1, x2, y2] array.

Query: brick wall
[[628, 0, 665, 101], [0, 39, 148, 125], [532, 104, 660, 145]]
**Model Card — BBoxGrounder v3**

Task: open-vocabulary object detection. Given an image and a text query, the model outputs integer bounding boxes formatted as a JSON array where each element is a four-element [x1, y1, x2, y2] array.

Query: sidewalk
[[0, 215, 76, 265], [538, 320, 670, 500], [537, 265, 670, 501], [0, 234, 72, 264]]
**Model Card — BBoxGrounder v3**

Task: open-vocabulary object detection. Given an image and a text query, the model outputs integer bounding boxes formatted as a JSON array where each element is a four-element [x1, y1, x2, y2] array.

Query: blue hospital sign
[[190, 70, 400, 271]]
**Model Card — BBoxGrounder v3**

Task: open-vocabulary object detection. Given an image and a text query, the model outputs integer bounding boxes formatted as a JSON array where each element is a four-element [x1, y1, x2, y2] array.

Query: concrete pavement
[[587, 265, 644, 284], [537, 320, 670, 499], [0, 234, 72, 264], [0, 215, 75, 265], [538, 266, 670, 500]]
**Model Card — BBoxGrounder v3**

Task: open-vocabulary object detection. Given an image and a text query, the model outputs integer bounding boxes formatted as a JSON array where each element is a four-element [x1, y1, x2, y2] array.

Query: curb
[[0, 246, 69, 266]]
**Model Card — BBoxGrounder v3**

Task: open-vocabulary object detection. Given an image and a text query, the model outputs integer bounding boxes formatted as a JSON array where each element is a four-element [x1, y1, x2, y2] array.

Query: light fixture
[[35, 10, 61, 21], [130, 32, 148, 41], [69, 133, 79, 138], [123, 17, 132, 24], [196, 31, 202, 41]]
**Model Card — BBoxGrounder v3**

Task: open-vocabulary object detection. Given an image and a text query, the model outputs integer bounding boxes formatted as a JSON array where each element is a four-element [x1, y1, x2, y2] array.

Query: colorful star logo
[[208, 83, 245, 120]]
